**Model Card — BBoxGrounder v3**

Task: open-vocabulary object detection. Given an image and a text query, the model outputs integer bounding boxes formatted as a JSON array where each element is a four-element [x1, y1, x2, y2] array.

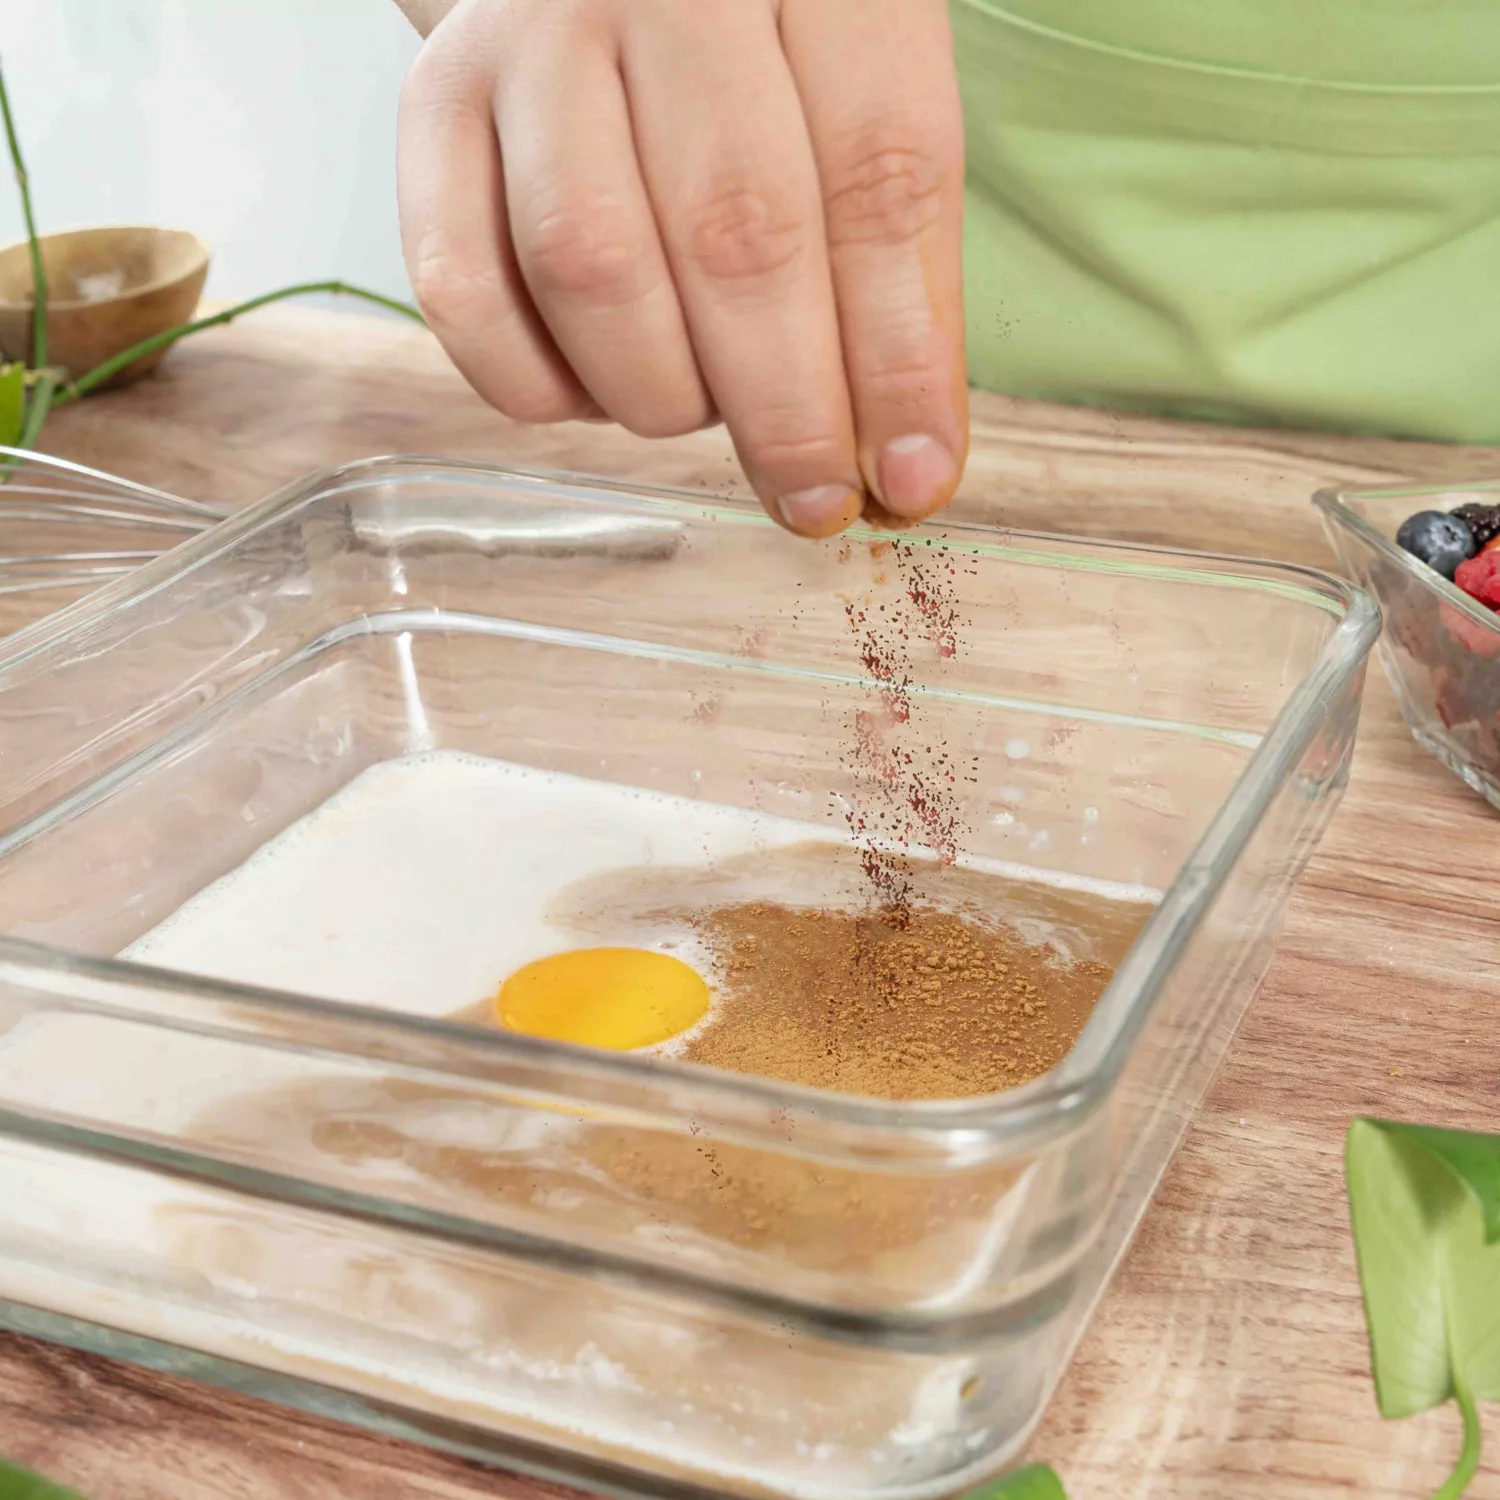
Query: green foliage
[[1347, 1118, 1500, 1498], [0, 1457, 86, 1500], [0, 362, 24, 446], [963, 1463, 1068, 1499]]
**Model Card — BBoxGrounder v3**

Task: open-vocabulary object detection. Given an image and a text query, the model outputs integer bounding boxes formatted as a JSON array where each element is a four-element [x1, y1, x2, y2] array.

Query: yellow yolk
[[494, 947, 709, 1051]]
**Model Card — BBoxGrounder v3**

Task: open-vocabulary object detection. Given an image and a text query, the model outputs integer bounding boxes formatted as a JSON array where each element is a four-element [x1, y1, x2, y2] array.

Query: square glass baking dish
[[0, 458, 1375, 1499], [1316, 480, 1500, 808]]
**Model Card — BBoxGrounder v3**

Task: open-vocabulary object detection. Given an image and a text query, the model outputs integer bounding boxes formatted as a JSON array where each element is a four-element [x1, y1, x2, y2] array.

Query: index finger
[[782, 0, 968, 524], [620, 0, 865, 539]]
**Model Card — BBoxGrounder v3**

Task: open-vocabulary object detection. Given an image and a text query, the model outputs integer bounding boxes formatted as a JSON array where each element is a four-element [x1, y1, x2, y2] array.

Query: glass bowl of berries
[[1316, 480, 1500, 807]]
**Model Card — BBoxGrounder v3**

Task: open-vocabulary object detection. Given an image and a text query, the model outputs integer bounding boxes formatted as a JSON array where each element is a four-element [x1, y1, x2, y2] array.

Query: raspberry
[[1455, 550, 1500, 610], [1441, 603, 1500, 660], [1393, 607, 1438, 664], [1432, 664, 1467, 728]]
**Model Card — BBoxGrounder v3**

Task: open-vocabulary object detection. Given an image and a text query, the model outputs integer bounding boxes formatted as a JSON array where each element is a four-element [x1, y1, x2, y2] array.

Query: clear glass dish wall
[[0, 461, 1375, 1498], [1317, 480, 1500, 808]]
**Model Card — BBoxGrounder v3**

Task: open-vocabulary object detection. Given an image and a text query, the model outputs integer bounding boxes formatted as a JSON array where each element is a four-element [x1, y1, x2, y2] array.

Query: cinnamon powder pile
[[542, 838, 1135, 1105], [586, 890, 1123, 1256], [683, 899, 1111, 1101]]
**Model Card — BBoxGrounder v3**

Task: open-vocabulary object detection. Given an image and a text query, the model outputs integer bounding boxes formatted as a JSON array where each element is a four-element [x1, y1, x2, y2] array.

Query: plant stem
[[0, 55, 47, 371], [2, 53, 424, 451], [56, 280, 423, 404], [0, 53, 51, 466], [16, 369, 54, 450], [1432, 1373, 1482, 1500]]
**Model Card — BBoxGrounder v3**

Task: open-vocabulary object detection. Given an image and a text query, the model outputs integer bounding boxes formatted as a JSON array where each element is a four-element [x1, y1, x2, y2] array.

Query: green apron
[[955, 0, 1500, 443]]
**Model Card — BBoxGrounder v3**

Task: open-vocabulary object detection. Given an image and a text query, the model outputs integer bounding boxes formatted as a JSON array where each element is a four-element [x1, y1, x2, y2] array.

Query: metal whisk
[[0, 446, 224, 597]]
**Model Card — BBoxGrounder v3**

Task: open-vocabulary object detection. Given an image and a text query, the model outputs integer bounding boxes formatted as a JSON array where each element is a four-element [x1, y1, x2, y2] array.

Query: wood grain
[[3, 306, 1498, 1500]]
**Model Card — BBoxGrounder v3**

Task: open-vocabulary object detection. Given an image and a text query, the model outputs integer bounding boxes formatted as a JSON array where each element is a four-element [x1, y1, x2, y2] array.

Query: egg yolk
[[494, 947, 709, 1051]]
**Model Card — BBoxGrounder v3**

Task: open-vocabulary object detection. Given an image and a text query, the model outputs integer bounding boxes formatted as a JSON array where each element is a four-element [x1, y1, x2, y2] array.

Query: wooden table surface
[[3, 306, 1498, 1500]]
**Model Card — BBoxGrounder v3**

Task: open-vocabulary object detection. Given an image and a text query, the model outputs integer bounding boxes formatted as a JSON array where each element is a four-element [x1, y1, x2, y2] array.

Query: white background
[[1, 0, 420, 309]]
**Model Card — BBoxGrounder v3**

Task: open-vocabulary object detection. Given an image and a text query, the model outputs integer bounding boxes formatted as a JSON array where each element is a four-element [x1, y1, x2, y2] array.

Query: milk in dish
[[122, 750, 845, 1053], [0, 750, 1160, 1495], [118, 749, 1153, 1069]]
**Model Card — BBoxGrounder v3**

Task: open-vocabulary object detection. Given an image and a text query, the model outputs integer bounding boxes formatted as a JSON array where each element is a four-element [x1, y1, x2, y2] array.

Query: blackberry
[[1450, 501, 1500, 549]]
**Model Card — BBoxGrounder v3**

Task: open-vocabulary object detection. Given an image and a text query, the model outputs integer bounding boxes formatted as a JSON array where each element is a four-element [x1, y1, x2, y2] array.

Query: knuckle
[[854, 338, 954, 405], [683, 181, 808, 284], [743, 419, 848, 477], [400, 32, 481, 117], [505, 390, 590, 426], [474, 364, 589, 426], [400, 39, 448, 108], [620, 398, 715, 441], [409, 240, 505, 330], [522, 199, 649, 304], [488, 368, 593, 425], [823, 131, 957, 248]]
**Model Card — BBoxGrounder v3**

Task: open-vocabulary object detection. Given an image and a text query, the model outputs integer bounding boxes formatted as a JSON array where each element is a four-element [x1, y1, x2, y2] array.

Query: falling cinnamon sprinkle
[[839, 537, 979, 922]]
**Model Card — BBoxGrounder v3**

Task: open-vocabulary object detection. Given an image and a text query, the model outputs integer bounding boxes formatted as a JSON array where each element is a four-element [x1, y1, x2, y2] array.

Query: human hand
[[396, 0, 967, 538]]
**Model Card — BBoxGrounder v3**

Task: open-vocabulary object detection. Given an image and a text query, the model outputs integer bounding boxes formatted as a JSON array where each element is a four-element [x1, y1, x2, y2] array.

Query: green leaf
[[0, 1456, 87, 1500], [1346, 1118, 1500, 1497], [0, 362, 24, 447], [1394, 1124, 1500, 1243], [962, 1463, 1068, 1499]]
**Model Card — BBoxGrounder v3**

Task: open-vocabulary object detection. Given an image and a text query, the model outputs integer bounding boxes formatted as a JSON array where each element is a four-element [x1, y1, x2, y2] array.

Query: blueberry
[[1397, 510, 1477, 579]]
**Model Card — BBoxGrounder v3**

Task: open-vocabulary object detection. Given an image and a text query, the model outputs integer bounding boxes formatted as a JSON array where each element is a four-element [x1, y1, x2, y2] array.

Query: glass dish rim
[[1314, 480, 1500, 641], [0, 456, 1380, 1146]]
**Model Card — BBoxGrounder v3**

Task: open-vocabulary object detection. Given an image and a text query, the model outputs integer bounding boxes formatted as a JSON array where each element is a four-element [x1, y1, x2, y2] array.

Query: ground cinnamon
[[683, 899, 1111, 1100]]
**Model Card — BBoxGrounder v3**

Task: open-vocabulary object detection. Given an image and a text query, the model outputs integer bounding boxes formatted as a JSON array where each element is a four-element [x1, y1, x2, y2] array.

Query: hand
[[396, 0, 968, 538]]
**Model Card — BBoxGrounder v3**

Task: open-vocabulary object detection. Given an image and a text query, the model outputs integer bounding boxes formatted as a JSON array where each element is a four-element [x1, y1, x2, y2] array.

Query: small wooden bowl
[[0, 226, 210, 389]]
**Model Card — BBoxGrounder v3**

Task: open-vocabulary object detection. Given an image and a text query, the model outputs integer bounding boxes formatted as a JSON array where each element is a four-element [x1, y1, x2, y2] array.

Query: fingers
[[399, 0, 967, 540], [781, 0, 968, 523], [621, 0, 864, 539], [496, 13, 714, 438], [397, 28, 595, 424]]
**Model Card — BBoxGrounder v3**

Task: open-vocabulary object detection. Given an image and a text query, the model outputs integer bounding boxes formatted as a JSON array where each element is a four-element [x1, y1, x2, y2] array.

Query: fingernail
[[877, 435, 957, 519], [772, 484, 863, 539]]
